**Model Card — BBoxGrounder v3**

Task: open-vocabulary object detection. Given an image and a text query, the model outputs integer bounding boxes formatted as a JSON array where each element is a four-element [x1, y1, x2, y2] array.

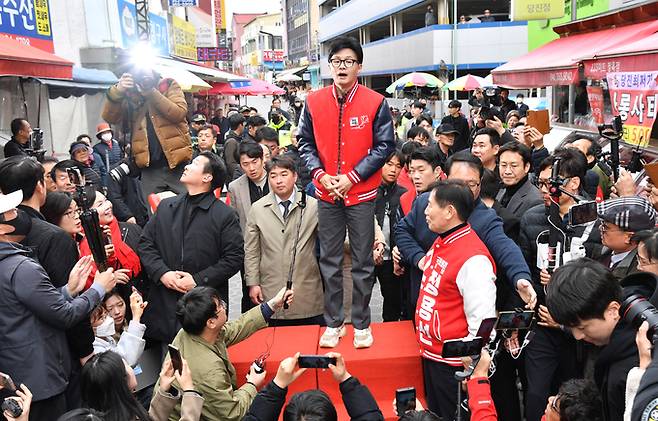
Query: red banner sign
[[586, 86, 605, 125], [607, 71, 658, 147], [492, 67, 579, 89], [263, 50, 284, 62]]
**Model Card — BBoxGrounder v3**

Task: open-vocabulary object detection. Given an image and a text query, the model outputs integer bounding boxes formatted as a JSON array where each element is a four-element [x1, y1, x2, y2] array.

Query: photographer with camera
[[101, 65, 192, 200], [546, 260, 658, 421], [517, 148, 603, 421], [4, 119, 32, 158]]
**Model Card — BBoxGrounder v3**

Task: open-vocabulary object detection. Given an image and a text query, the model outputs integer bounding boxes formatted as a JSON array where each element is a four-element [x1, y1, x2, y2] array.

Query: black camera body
[[1, 398, 22, 418], [25, 128, 46, 161], [621, 294, 658, 345]]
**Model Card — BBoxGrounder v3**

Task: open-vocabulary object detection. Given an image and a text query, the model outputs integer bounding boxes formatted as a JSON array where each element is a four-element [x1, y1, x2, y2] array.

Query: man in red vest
[[417, 179, 497, 418], [297, 36, 395, 348]]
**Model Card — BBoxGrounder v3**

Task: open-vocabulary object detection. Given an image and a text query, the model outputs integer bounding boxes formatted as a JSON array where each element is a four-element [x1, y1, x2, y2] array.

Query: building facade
[[241, 13, 285, 78]]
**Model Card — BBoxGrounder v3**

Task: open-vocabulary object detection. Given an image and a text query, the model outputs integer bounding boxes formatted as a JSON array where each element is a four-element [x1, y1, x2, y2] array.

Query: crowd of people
[[2, 35, 658, 421]]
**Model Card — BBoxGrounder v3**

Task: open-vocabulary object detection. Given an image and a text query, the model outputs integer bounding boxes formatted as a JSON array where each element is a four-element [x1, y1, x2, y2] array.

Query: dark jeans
[[422, 358, 466, 421], [490, 349, 527, 421], [375, 260, 402, 321], [524, 326, 578, 421], [318, 200, 375, 330], [240, 267, 257, 314], [29, 393, 67, 421]]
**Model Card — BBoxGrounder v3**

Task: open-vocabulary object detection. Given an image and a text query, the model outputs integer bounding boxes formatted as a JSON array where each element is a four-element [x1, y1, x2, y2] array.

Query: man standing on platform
[[418, 180, 496, 419], [298, 36, 396, 349]]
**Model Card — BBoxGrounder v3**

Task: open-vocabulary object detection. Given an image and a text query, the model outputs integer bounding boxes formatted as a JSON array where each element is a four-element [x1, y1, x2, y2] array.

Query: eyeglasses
[[598, 221, 622, 234], [329, 58, 357, 68], [213, 299, 228, 318], [499, 162, 522, 171], [64, 208, 81, 219]]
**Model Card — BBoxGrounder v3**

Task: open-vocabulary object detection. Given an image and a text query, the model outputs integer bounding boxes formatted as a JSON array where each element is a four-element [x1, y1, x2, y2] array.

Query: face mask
[[516, 99, 523, 104], [101, 133, 113, 142], [95, 315, 116, 337], [1, 209, 32, 236]]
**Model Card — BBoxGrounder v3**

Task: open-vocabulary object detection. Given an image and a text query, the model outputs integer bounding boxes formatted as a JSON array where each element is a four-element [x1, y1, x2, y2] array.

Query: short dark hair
[[516, 93, 525, 99], [448, 100, 461, 109], [198, 152, 226, 190], [445, 150, 484, 179], [51, 160, 82, 182], [228, 113, 246, 130], [474, 127, 501, 146], [239, 141, 264, 160], [498, 142, 532, 166], [416, 115, 433, 127], [57, 408, 105, 421], [272, 97, 281, 104], [430, 180, 475, 222], [562, 132, 602, 158], [386, 150, 407, 167], [546, 257, 622, 327], [283, 390, 337, 421], [410, 147, 440, 170], [500, 88, 509, 94], [266, 155, 297, 174], [539, 148, 587, 183], [176, 287, 224, 335], [412, 100, 424, 109], [399, 410, 442, 421], [246, 115, 267, 129], [328, 36, 363, 64], [479, 168, 501, 200], [407, 126, 430, 141], [41, 156, 59, 165], [256, 126, 278, 143], [632, 228, 658, 261], [400, 140, 420, 160], [557, 379, 603, 421], [198, 124, 217, 136], [10, 118, 26, 136], [0, 156, 45, 201], [76, 134, 92, 143], [42, 191, 74, 226]]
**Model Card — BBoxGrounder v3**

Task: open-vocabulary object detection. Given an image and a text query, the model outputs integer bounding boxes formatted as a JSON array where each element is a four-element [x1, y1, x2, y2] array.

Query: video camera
[[622, 295, 658, 345], [25, 128, 46, 161], [596, 115, 645, 180]]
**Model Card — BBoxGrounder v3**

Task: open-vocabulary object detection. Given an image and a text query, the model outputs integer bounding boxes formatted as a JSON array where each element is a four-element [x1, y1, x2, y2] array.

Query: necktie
[[281, 200, 291, 219]]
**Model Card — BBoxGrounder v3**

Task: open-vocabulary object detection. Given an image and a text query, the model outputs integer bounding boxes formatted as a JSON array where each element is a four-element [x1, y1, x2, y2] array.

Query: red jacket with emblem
[[415, 223, 497, 366], [297, 83, 396, 206]]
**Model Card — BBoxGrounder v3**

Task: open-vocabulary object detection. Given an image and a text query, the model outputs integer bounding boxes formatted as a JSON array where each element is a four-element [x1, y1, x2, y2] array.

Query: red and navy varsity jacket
[[297, 83, 396, 206], [415, 223, 497, 366]]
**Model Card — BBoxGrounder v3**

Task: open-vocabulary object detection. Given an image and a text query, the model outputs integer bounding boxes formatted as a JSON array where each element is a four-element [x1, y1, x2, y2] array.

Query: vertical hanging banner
[[170, 14, 197, 60], [586, 86, 605, 125], [607, 71, 658, 147], [214, 0, 226, 32], [117, 0, 169, 56], [0, 0, 54, 52]]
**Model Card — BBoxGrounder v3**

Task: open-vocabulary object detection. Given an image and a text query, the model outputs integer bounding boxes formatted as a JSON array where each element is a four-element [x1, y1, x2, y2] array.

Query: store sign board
[[117, 0, 169, 56], [214, 0, 225, 31], [170, 14, 197, 60], [188, 7, 215, 47], [263, 50, 284, 62], [586, 86, 604, 125], [607, 71, 658, 147], [0, 0, 54, 52], [169, 0, 198, 6], [511, 0, 565, 21], [197, 47, 231, 61]]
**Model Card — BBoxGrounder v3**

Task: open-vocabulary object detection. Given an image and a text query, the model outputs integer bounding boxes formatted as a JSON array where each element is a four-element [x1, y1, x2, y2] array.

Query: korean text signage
[[0, 0, 54, 52], [117, 0, 168, 56], [214, 0, 225, 31], [511, 0, 565, 21], [197, 47, 231, 61], [168, 0, 198, 6], [586, 86, 604, 125], [171, 14, 197, 60], [607, 71, 658, 147], [263, 50, 284, 62]]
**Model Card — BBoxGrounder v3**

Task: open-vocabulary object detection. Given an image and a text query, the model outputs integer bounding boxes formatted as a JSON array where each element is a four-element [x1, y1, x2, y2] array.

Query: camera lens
[[621, 295, 658, 342]]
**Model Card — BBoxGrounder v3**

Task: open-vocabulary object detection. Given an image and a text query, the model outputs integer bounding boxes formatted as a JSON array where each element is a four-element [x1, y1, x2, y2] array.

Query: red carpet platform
[[228, 321, 425, 420]]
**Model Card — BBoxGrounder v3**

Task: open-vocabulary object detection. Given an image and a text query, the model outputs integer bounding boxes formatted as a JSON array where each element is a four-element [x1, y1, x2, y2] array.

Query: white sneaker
[[319, 325, 346, 348], [353, 327, 374, 349]]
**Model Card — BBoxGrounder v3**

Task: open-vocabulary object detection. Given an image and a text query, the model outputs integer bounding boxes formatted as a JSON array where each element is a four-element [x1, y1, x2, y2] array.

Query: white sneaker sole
[[319, 325, 346, 348]]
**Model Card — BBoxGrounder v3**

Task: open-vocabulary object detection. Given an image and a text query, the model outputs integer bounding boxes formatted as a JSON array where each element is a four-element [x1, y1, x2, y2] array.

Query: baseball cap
[[597, 197, 658, 232], [192, 114, 207, 123], [0, 190, 23, 215], [95, 123, 112, 138], [437, 123, 459, 135], [239, 105, 251, 114]]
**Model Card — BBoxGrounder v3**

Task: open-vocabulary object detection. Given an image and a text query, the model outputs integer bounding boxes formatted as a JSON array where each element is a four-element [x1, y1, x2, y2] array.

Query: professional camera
[[621, 272, 658, 344], [109, 158, 141, 183], [1, 398, 22, 418], [25, 128, 46, 161]]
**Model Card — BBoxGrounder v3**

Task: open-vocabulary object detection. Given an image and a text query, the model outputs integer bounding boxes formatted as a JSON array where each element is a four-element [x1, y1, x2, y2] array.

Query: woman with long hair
[[80, 351, 202, 421], [41, 191, 83, 239]]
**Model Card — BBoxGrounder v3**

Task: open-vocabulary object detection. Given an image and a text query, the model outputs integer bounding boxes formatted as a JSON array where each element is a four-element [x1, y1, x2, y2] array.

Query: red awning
[[492, 20, 658, 88], [584, 32, 658, 79], [0, 37, 73, 79], [200, 79, 285, 96]]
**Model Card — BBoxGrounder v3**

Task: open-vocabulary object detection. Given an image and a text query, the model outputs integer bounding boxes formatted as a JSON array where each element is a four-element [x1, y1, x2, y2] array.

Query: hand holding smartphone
[[168, 345, 183, 374]]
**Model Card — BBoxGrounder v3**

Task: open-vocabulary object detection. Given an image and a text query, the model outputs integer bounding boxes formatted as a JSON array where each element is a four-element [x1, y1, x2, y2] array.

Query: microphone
[[298, 191, 307, 208]]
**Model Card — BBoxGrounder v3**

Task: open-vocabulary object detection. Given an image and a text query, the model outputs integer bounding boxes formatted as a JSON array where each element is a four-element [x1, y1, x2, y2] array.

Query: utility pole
[[135, 0, 150, 42], [567, 0, 577, 124], [451, 0, 457, 100]]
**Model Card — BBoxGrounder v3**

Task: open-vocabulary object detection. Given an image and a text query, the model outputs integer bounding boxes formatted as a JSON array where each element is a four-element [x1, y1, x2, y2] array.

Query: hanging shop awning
[[584, 32, 658, 79], [0, 37, 73, 79], [275, 65, 308, 82], [199, 79, 285, 96], [491, 20, 658, 88], [35, 66, 118, 98], [155, 57, 248, 82], [153, 64, 211, 93]]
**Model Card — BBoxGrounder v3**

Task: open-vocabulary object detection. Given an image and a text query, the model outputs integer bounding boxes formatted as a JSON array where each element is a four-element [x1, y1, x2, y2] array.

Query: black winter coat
[[243, 377, 384, 421], [139, 192, 244, 343], [107, 175, 149, 227]]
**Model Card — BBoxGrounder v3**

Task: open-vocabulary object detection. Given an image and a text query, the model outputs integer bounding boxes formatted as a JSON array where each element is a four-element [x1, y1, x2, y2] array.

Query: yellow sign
[[34, 0, 51, 36], [511, 0, 565, 20], [171, 14, 197, 60], [623, 125, 651, 147], [279, 130, 292, 148], [214, 0, 226, 31]]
